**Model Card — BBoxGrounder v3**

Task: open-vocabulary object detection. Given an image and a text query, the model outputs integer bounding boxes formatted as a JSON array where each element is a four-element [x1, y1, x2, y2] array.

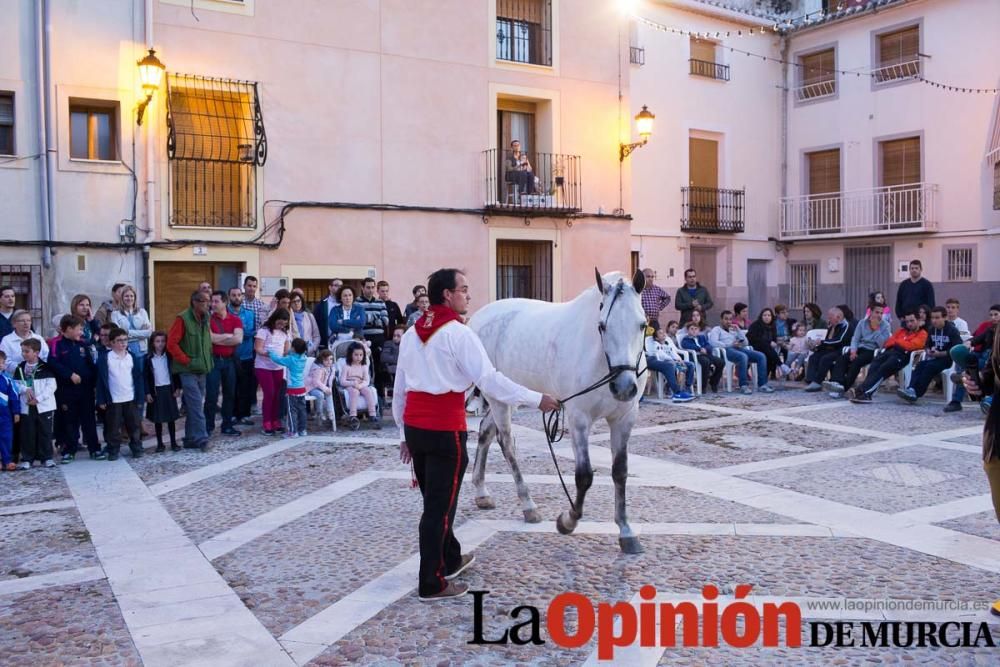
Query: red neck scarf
[[414, 305, 462, 342]]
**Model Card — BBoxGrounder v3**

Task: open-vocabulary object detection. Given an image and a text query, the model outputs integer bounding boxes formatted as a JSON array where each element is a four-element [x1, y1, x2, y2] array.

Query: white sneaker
[[759, 385, 775, 393], [780, 364, 791, 375], [17, 462, 30, 470], [44, 459, 55, 468]]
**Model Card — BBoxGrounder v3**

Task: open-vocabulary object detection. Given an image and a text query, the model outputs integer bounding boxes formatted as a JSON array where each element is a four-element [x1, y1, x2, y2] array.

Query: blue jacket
[[681, 333, 713, 355], [230, 305, 256, 361], [48, 337, 98, 398], [96, 349, 145, 406], [268, 351, 308, 390], [329, 304, 366, 338], [0, 372, 20, 422]]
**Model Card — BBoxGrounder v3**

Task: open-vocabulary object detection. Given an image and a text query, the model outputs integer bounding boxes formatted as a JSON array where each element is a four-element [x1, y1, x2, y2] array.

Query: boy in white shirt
[[12, 339, 57, 469], [96, 327, 145, 461], [645, 328, 696, 402], [945, 298, 970, 341]]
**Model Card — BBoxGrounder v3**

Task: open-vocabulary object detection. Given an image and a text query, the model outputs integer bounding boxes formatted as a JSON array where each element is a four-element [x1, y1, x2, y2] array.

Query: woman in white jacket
[[110, 286, 152, 358], [645, 328, 697, 402]]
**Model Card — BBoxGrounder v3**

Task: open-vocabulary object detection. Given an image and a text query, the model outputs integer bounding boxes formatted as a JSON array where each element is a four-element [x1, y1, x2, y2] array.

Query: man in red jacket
[[848, 311, 927, 403]]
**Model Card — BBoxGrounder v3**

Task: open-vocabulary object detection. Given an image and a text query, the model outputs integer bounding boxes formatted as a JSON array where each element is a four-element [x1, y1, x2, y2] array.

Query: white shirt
[[392, 320, 543, 429], [107, 350, 134, 404], [949, 316, 970, 340], [150, 353, 171, 387], [645, 336, 683, 363], [1, 331, 49, 374]]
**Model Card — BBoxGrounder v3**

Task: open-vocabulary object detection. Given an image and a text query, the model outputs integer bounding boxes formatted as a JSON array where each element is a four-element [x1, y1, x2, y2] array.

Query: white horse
[[468, 269, 649, 553]]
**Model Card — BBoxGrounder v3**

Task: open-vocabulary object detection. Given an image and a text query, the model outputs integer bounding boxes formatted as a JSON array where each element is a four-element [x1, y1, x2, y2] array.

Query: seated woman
[[505, 139, 536, 196], [801, 302, 826, 332], [645, 328, 696, 402], [747, 308, 790, 379], [329, 286, 366, 344], [732, 303, 751, 330]]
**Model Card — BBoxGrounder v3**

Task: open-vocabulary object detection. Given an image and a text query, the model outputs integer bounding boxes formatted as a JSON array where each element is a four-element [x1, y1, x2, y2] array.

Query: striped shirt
[[243, 296, 269, 329]]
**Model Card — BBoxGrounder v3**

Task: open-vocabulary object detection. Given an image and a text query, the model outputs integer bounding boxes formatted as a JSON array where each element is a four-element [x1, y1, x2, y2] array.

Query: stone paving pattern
[[0, 467, 72, 508], [1, 508, 97, 581]]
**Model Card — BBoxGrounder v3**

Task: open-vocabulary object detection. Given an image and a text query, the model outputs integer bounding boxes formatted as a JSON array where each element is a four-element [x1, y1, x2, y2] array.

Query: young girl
[[306, 349, 338, 428], [786, 323, 810, 381], [733, 303, 751, 330], [254, 308, 290, 435], [143, 331, 180, 452], [665, 320, 682, 347], [340, 341, 379, 430]]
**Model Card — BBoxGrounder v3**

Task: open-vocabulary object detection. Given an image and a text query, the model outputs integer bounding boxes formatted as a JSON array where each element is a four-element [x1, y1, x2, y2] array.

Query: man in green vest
[[167, 290, 214, 451]]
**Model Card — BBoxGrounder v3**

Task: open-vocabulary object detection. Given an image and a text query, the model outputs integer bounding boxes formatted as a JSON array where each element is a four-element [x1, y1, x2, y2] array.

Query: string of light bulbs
[[633, 14, 999, 95]]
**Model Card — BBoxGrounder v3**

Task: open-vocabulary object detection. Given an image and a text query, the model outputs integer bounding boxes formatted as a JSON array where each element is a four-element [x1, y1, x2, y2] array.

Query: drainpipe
[[142, 0, 155, 312], [35, 0, 51, 268], [780, 34, 789, 201]]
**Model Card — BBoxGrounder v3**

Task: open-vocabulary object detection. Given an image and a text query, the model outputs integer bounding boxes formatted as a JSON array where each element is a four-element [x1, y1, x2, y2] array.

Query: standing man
[[394, 268, 559, 600], [639, 268, 671, 330], [198, 281, 213, 300], [674, 269, 714, 325], [313, 278, 343, 351], [378, 280, 405, 332], [167, 291, 213, 451], [95, 283, 126, 325], [240, 275, 267, 417], [357, 277, 390, 395], [404, 285, 427, 320], [205, 291, 243, 436], [0, 285, 16, 340], [895, 259, 935, 322], [228, 286, 256, 426]]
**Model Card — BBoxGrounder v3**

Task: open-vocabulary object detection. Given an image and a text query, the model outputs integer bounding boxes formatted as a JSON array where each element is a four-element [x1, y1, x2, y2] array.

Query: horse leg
[[609, 412, 643, 554], [556, 420, 592, 536], [472, 405, 497, 510], [493, 403, 541, 523]]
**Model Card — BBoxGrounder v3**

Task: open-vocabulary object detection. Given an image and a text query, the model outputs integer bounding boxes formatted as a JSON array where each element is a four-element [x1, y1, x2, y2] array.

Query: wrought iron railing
[[795, 78, 836, 101], [482, 149, 582, 213], [681, 187, 745, 233], [630, 46, 645, 66], [496, 0, 552, 66], [779, 183, 938, 239], [689, 58, 730, 81], [872, 59, 921, 84]]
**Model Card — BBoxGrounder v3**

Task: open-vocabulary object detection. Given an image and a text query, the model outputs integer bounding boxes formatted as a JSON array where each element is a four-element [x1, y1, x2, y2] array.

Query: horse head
[[594, 268, 647, 402]]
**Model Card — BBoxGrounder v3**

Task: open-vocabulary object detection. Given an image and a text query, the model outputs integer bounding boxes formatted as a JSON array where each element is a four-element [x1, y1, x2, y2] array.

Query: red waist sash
[[403, 391, 467, 432]]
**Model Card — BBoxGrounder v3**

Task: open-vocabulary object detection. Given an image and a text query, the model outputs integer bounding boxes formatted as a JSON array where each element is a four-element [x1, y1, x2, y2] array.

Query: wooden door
[[806, 148, 841, 233], [152, 261, 242, 330], [747, 260, 769, 317], [689, 138, 719, 229]]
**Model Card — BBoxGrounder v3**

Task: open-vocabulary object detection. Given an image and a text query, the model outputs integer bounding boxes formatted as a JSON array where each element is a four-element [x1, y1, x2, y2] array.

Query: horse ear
[[632, 269, 646, 294], [594, 267, 604, 293]]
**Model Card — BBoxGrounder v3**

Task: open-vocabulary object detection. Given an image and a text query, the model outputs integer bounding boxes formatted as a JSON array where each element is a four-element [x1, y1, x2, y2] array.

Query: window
[[805, 148, 841, 233], [788, 264, 817, 310], [797, 48, 836, 101], [497, 240, 552, 301], [689, 38, 729, 81], [0, 92, 13, 155], [69, 102, 118, 161], [875, 25, 920, 83], [945, 247, 974, 282], [0, 265, 42, 330], [496, 0, 552, 66], [880, 136, 920, 186], [994, 162, 1000, 211], [166, 74, 266, 228]]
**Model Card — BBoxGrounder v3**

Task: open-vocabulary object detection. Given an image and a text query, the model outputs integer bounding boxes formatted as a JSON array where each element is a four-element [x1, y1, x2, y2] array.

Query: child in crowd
[[680, 321, 724, 393], [866, 292, 892, 326], [340, 341, 379, 430], [733, 303, 751, 330], [785, 323, 810, 381], [96, 327, 145, 461], [13, 339, 57, 469], [269, 337, 310, 437], [144, 331, 181, 452], [306, 348, 338, 428], [48, 315, 100, 462], [665, 320, 682, 348], [0, 350, 20, 471], [379, 326, 403, 393], [95, 322, 114, 449], [645, 327, 696, 402]]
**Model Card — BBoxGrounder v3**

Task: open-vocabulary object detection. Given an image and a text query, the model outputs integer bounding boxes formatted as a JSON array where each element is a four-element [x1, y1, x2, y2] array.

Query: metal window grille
[[629, 46, 645, 66], [166, 74, 267, 228], [496, 0, 552, 66], [0, 92, 13, 155], [0, 265, 42, 331], [496, 240, 552, 301], [689, 59, 730, 81], [946, 248, 974, 282], [787, 263, 817, 310]]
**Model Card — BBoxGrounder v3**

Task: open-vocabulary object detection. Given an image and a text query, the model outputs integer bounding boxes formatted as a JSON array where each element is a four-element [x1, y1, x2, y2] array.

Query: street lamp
[[136, 48, 165, 126], [620, 105, 655, 161]]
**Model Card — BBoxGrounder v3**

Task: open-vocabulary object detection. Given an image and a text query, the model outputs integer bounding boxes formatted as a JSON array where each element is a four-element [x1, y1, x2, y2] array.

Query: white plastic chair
[[713, 347, 757, 393], [677, 349, 702, 395]]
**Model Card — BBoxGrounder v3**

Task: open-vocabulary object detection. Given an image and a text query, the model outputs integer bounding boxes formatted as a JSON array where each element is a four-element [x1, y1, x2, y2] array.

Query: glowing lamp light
[[635, 105, 655, 138], [137, 48, 165, 95]]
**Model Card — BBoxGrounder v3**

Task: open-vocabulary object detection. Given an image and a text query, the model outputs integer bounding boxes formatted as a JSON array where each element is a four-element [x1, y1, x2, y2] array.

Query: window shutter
[[690, 38, 716, 63], [801, 49, 835, 84], [879, 26, 919, 66], [881, 137, 920, 186], [807, 149, 840, 194]]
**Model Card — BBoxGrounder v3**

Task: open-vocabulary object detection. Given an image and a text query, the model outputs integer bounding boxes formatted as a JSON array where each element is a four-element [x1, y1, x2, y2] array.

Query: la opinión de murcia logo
[[468, 585, 997, 659]]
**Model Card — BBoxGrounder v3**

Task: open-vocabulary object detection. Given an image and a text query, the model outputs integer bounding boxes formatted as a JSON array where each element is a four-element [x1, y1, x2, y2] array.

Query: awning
[[166, 73, 267, 166]]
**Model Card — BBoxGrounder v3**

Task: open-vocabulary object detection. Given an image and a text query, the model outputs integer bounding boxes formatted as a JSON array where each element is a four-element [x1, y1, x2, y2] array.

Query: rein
[[540, 281, 646, 516]]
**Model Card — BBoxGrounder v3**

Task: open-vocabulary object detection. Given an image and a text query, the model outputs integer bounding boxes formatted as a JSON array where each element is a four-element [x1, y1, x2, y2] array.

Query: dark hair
[[755, 308, 775, 325], [0, 349, 5, 359], [263, 308, 290, 331], [904, 309, 920, 319], [149, 330, 167, 350], [274, 288, 291, 302], [211, 290, 227, 301], [945, 298, 960, 306], [720, 309, 733, 319], [99, 322, 114, 332], [774, 304, 787, 315], [685, 320, 701, 330], [108, 327, 127, 342], [59, 314, 84, 331], [316, 349, 333, 364], [338, 286, 355, 303], [228, 286, 242, 296], [412, 284, 426, 297], [803, 303, 822, 321], [363, 277, 376, 286], [427, 268, 462, 306], [393, 325, 406, 335], [734, 302, 748, 316], [909, 259, 922, 268], [930, 306, 947, 318], [666, 320, 679, 330], [376, 280, 389, 289], [917, 304, 930, 318], [0, 285, 15, 296], [112, 283, 126, 293], [329, 277, 341, 286], [868, 301, 885, 311], [20, 338, 41, 352], [346, 341, 368, 365], [290, 338, 307, 354], [684, 268, 696, 278], [836, 304, 854, 322], [991, 304, 1000, 312], [243, 275, 258, 286]]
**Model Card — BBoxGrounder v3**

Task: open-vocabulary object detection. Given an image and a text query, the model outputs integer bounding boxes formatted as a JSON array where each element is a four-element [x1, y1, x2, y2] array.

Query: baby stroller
[[330, 339, 383, 429]]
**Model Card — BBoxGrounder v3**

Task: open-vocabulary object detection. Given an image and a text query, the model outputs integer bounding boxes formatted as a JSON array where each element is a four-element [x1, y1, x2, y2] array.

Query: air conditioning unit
[[260, 276, 290, 295]]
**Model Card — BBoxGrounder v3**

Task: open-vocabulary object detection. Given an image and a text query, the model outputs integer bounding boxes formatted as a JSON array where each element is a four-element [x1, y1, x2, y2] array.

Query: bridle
[[597, 280, 646, 382]]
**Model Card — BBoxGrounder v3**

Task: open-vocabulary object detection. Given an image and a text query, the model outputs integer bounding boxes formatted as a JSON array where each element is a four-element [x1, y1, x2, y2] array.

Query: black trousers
[[19, 407, 54, 463], [806, 349, 841, 384], [859, 350, 910, 396], [693, 352, 724, 390], [366, 334, 386, 396], [832, 348, 876, 390], [404, 425, 468, 597], [105, 401, 141, 455], [58, 390, 100, 455], [234, 357, 257, 420]]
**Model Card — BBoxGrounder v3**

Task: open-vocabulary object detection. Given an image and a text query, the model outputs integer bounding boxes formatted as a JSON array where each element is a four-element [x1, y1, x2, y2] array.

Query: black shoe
[[89, 451, 107, 461], [943, 401, 962, 413], [220, 427, 240, 436], [155, 444, 166, 453], [850, 391, 873, 404], [261, 428, 275, 436], [238, 417, 254, 426], [61, 453, 75, 464], [197, 440, 209, 452], [107, 451, 120, 461], [130, 446, 143, 459], [171, 443, 182, 452]]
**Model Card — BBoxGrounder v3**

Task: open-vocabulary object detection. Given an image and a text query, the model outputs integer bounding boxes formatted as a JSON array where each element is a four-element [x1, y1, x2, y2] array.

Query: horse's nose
[[610, 375, 638, 401]]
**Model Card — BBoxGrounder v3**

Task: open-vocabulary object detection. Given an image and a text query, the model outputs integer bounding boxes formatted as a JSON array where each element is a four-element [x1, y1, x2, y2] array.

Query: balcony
[[482, 149, 582, 214], [872, 59, 921, 85], [681, 187, 745, 233], [689, 58, 730, 81], [795, 78, 836, 102], [496, 0, 552, 67], [779, 183, 938, 240]]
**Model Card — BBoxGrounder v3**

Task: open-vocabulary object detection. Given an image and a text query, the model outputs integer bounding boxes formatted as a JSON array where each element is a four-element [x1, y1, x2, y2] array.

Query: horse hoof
[[619, 536, 644, 554], [475, 496, 496, 510], [556, 512, 577, 535], [523, 508, 542, 523]]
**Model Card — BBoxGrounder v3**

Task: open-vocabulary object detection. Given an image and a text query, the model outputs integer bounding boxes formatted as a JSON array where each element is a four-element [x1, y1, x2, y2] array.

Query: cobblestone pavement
[[0, 386, 997, 665]]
